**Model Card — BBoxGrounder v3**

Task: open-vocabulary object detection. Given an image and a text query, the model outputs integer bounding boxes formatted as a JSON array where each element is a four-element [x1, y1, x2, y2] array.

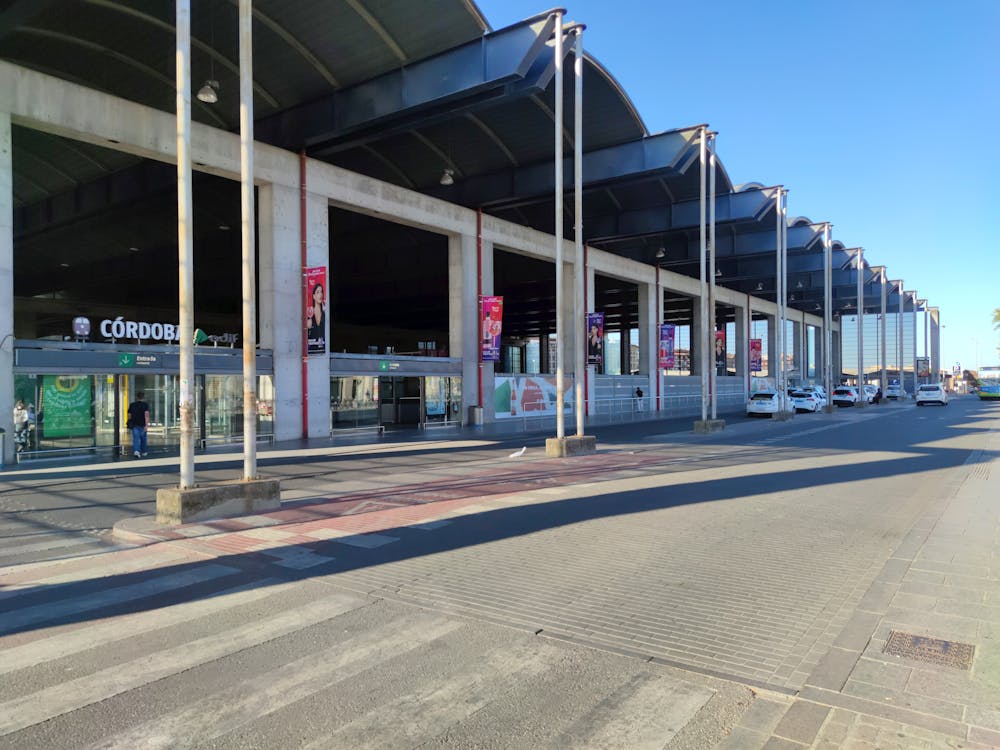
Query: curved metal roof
[[3, 0, 910, 324]]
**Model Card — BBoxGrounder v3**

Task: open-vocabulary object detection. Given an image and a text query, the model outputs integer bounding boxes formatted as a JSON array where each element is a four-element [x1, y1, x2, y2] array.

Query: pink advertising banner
[[304, 266, 327, 356], [481, 295, 503, 362], [658, 323, 676, 370]]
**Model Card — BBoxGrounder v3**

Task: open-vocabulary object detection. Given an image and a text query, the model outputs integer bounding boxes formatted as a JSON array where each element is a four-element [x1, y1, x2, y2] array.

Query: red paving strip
[[139, 451, 666, 545]]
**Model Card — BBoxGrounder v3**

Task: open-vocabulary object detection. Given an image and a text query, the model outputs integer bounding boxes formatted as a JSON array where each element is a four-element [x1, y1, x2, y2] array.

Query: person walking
[[127, 391, 150, 458], [635, 386, 644, 411], [12, 399, 29, 453]]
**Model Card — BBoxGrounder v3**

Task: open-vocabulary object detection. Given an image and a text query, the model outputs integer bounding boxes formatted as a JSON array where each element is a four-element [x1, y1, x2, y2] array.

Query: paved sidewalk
[[720, 421, 1000, 749]]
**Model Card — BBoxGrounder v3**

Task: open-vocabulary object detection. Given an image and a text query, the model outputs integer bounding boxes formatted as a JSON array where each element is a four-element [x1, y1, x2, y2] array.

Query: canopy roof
[[3, 0, 917, 325]]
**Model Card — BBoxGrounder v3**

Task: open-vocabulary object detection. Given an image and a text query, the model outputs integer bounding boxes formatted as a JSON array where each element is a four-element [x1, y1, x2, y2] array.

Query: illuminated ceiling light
[[796, 280, 804, 288], [196, 79, 219, 103], [715, 267, 722, 277], [655, 247, 666, 259], [439, 168, 454, 186], [755, 282, 764, 291], [129, 246, 140, 252]]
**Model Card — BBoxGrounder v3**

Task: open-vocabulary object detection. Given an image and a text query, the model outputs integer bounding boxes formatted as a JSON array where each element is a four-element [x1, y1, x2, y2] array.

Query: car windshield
[[751, 393, 776, 400], [791, 392, 810, 398], [919, 385, 939, 392], [834, 389, 852, 395]]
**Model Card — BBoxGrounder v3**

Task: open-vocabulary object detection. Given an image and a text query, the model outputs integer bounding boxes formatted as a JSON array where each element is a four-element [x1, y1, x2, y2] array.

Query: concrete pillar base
[[771, 411, 794, 422], [156, 478, 281, 525], [693, 419, 727, 433], [822, 405, 835, 414], [545, 435, 597, 457]]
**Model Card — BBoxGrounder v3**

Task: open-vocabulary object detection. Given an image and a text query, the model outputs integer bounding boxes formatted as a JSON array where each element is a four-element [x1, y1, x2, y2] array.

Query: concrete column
[[691, 300, 705, 376], [791, 318, 803, 385], [766, 314, 777, 380], [0, 112, 12, 466], [561, 259, 575, 381], [258, 183, 329, 440], [480, 238, 495, 421], [585, 264, 596, 408], [735, 301, 749, 396], [638, 280, 655, 398], [448, 233, 478, 423]]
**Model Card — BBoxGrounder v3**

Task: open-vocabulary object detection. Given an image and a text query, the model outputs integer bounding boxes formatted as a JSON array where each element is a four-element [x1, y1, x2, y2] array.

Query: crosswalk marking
[[0, 533, 104, 560], [0, 548, 188, 593], [552, 673, 715, 749], [0, 578, 285, 676], [86, 613, 463, 750], [0, 590, 370, 735], [0, 563, 238, 635], [305, 639, 558, 750]]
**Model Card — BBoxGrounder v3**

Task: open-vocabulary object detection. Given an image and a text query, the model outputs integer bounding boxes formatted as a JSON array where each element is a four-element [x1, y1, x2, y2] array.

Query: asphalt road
[[0, 395, 995, 749]]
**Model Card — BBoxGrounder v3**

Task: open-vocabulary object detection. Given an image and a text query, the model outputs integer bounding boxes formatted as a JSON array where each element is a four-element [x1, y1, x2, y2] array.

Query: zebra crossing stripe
[[0, 578, 286, 676], [303, 638, 558, 750], [0, 563, 239, 636], [0, 548, 188, 593], [0, 534, 104, 559], [0, 590, 371, 736], [86, 613, 464, 750]]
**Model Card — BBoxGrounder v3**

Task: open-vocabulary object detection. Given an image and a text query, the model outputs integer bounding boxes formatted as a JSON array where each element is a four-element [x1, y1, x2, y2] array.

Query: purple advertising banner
[[658, 323, 675, 370], [481, 295, 503, 362], [749, 338, 763, 373], [586, 312, 604, 366]]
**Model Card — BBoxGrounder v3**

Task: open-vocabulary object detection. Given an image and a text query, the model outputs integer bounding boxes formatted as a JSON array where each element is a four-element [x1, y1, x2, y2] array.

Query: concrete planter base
[[770, 412, 794, 422], [156, 477, 281, 525], [545, 435, 597, 457], [693, 419, 727, 433]]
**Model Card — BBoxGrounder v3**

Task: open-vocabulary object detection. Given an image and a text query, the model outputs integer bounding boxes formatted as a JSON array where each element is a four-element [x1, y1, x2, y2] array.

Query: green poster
[[40, 376, 92, 438]]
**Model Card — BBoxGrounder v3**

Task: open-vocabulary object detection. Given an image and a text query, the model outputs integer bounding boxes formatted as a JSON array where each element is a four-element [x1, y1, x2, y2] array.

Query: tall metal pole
[[880, 268, 887, 392], [553, 12, 565, 440], [708, 132, 717, 420], [698, 127, 708, 422], [774, 188, 784, 408], [895, 281, 904, 393], [175, 0, 195, 489], [780, 190, 788, 410], [823, 223, 832, 402], [856, 248, 864, 401], [911, 292, 918, 389], [239, 0, 257, 479], [573, 26, 585, 436], [921, 299, 928, 384]]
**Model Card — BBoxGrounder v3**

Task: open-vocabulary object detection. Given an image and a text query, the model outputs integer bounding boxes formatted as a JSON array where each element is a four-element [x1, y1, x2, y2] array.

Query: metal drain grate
[[883, 631, 975, 670]]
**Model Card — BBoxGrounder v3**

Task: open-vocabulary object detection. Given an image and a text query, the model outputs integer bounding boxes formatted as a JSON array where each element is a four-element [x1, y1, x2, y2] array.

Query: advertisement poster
[[586, 312, 605, 366], [658, 323, 675, 370], [304, 266, 327, 356], [715, 330, 727, 375], [481, 295, 503, 362], [39, 375, 92, 438], [749, 338, 763, 373], [494, 375, 573, 419]]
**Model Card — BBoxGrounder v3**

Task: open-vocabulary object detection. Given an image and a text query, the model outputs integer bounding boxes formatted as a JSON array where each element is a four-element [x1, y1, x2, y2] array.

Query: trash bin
[[467, 406, 483, 426]]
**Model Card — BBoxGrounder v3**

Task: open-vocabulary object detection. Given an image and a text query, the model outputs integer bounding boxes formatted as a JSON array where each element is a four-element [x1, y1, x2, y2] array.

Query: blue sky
[[475, 0, 1000, 373]]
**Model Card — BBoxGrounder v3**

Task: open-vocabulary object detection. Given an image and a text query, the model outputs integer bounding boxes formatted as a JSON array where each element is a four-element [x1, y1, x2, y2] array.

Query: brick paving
[[19, 403, 998, 748]]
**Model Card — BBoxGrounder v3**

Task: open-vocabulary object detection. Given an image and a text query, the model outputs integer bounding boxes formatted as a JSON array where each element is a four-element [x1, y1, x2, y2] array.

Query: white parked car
[[747, 391, 794, 417], [915, 383, 948, 406], [831, 386, 860, 407], [885, 384, 907, 400], [862, 384, 878, 403], [790, 390, 822, 413], [796, 385, 827, 408]]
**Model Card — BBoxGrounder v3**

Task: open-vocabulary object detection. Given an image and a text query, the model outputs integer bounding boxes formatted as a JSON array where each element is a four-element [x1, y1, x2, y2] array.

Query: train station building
[[0, 2, 939, 464]]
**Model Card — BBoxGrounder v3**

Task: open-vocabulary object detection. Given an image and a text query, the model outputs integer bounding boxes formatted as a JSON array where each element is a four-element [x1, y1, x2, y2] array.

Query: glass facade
[[12, 372, 273, 457]]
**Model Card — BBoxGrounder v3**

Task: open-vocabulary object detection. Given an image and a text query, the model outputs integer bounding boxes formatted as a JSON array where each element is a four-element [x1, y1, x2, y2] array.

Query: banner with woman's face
[[305, 266, 327, 355]]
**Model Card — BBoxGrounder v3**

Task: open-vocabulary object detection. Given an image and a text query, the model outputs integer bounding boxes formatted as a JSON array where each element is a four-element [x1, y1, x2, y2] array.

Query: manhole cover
[[883, 631, 975, 670]]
